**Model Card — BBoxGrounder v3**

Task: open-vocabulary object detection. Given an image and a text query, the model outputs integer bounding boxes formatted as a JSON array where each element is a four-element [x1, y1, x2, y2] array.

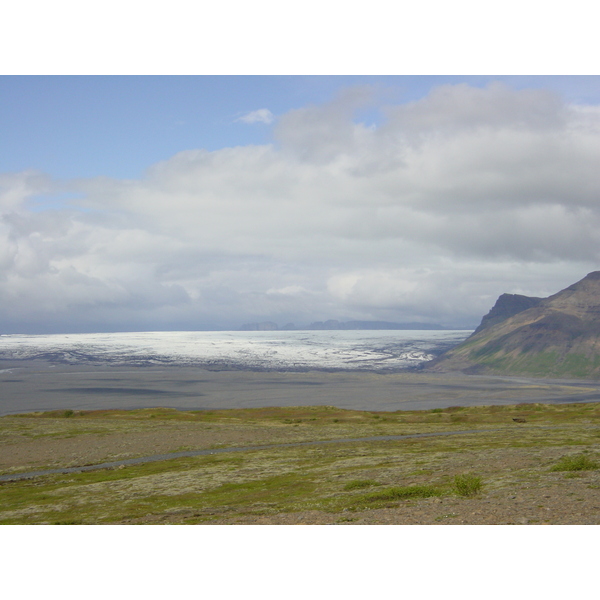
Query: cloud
[[274, 85, 375, 164], [2, 82, 600, 332], [236, 108, 274, 124]]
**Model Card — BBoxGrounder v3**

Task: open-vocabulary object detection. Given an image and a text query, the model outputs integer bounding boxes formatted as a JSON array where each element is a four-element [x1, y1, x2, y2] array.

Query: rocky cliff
[[472, 293, 543, 335], [429, 271, 600, 378]]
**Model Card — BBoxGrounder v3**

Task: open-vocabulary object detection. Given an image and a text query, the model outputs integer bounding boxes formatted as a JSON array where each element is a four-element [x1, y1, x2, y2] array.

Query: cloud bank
[[2, 82, 600, 333]]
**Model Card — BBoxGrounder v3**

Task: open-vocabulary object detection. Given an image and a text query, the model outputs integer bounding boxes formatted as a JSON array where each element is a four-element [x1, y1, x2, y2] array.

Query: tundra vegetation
[[0, 403, 599, 524]]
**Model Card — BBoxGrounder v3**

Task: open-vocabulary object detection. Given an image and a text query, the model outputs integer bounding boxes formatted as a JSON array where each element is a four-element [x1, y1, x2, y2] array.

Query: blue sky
[[3, 76, 600, 180], [2, 75, 600, 333]]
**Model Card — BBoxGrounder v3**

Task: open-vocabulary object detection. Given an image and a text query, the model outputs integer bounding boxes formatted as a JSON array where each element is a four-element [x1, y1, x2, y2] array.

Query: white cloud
[[236, 108, 274, 124], [2, 82, 600, 332]]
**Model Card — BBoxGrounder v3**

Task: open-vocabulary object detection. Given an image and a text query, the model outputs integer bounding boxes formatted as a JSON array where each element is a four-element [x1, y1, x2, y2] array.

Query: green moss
[[343, 479, 380, 490], [199, 473, 318, 509]]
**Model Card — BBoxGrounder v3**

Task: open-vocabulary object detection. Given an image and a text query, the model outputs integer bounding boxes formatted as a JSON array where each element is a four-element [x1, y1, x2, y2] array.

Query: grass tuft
[[550, 453, 599, 472], [361, 485, 442, 502], [454, 474, 483, 497]]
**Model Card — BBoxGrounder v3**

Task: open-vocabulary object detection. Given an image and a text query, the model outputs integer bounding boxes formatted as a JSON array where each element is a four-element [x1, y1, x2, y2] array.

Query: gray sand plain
[[2, 359, 600, 415]]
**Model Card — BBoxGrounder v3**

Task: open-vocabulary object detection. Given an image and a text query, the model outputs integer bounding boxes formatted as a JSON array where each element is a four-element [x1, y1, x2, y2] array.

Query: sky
[[2, 75, 600, 333]]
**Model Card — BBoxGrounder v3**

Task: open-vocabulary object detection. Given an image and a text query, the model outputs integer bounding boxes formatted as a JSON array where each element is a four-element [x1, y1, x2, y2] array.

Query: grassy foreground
[[1, 403, 599, 524]]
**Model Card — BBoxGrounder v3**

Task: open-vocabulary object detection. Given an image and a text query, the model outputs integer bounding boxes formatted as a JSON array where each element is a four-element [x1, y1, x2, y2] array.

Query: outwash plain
[[1, 361, 599, 525]]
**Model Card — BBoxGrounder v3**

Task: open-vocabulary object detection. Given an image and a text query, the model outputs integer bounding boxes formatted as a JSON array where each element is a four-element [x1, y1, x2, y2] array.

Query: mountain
[[239, 322, 279, 331], [239, 320, 448, 331], [304, 320, 447, 331], [428, 271, 600, 378]]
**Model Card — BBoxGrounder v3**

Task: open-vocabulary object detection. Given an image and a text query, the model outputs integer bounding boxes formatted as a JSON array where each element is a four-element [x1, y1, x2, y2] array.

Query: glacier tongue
[[0, 330, 470, 371]]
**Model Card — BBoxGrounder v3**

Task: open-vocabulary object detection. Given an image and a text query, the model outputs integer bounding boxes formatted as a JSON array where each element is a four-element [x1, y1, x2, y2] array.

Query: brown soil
[[0, 422, 279, 472]]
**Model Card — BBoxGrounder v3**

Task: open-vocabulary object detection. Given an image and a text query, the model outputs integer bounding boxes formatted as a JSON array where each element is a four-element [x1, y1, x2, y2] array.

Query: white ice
[[0, 330, 472, 371]]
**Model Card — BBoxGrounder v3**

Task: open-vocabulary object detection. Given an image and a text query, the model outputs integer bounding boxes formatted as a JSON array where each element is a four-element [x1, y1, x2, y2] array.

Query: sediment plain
[[1, 360, 599, 525], [4, 359, 600, 415]]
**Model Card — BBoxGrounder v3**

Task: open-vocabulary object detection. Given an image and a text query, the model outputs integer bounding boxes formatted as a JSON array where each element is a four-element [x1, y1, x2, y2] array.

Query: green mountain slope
[[429, 271, 600, 378]]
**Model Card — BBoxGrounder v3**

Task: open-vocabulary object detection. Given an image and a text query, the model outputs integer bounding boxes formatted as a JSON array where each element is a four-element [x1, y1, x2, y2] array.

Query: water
[[0, 329, 471, 371]]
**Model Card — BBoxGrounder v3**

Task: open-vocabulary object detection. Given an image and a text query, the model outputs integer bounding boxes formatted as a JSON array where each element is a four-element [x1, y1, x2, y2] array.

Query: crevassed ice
[[0, 330, 471, 371]]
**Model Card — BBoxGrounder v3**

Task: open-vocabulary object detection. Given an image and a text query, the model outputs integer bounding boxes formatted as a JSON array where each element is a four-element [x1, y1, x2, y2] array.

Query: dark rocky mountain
[[239, 321, 279, 331], [429, 271, 600, 378], [240, 320, 448, 331], [304, 320, 447, 331], [472, 293, 543, 335]]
